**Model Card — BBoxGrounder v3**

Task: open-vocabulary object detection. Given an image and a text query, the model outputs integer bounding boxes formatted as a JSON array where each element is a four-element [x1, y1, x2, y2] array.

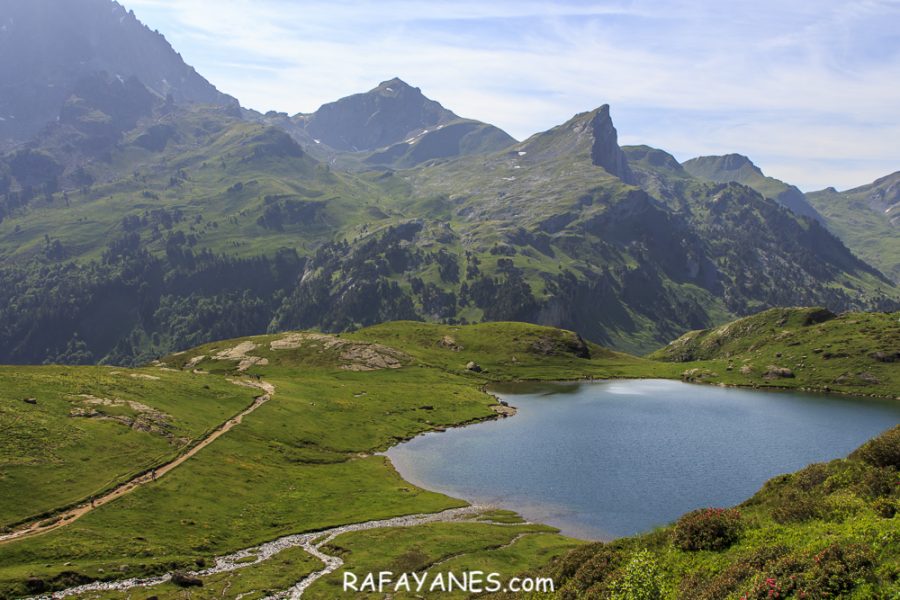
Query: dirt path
[[0, 379, 275, 546], [29, 505, 498, 599]]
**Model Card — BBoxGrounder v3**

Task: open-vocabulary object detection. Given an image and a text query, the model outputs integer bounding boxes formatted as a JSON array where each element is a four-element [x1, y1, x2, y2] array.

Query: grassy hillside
[[650, 307, 900, 398], [807, 173, 900, 284], [0, 366, 257, 527], [489, 424, 900, 600]]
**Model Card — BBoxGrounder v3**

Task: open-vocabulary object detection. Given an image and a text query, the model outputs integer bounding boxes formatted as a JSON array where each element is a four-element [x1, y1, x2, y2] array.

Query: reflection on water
[[387, 379, 900, 540]]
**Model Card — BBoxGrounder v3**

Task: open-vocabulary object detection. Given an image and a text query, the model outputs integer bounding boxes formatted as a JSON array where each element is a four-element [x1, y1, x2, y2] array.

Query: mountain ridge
[[0, 0, 237, 147]]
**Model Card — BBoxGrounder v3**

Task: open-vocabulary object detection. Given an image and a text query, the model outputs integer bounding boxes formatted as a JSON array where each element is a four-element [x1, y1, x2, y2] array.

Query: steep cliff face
[[0, 0, 236, 145], [589, 105, 635, 184]]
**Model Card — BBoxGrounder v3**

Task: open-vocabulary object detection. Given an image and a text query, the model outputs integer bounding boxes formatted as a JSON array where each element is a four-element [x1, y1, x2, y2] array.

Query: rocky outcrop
[[589, 105, 635, 184]]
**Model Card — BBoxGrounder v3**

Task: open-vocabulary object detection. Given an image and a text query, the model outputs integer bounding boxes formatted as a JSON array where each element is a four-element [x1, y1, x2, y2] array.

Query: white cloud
[[124, 0, 900, 190]]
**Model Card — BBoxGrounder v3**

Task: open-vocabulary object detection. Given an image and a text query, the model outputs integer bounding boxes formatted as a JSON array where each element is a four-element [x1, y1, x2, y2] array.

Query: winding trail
[[0, 378, 275, 545], [29, 505, 497, 599]]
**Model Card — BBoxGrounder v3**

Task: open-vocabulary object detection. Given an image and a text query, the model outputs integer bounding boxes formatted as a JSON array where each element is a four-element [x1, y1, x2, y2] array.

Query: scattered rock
[[857, 372, 881, 385], [740, 365, 754, 375], [23, 397, 37, 405], [184, 355, 207, 369], [465, 361, 483, 373], [870, 351, 900, 363], [802, 308, 836, 326], [437, 335, 463, 351], [171, 572, 203, 588], [491, 404, 516, 417], [529, 332, 591, 359], [764, 366, 795, 379], [682, 368, 718, 382], [339, 344, 405, 371], [128, 373, 160, 381]]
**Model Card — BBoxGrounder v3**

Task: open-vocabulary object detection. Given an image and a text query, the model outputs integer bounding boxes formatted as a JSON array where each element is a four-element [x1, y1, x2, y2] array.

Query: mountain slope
[[807, 172, 900, 283], [0, 0, 237, 147], [683, 153, 823, 222], [1, 74, 896, 365]]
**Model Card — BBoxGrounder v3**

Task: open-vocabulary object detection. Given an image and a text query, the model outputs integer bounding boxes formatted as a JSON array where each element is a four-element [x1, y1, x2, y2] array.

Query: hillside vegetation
[[651, 307, 900, 398]]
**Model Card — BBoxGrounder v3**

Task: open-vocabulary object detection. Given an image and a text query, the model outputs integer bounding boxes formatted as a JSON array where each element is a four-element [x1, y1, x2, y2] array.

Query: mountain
[[0, 81, 896, 364], [806, 172, 900, 283], [683, 153, 823, 222], [265, 78, 516, 168], [0, 0, 237, 147]]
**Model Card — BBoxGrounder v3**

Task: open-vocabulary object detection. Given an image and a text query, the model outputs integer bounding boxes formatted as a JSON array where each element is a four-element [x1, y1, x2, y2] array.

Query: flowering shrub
[[740, 543, 874, 600], [672, 507, 743, 551], [805, 543, 874, 597]]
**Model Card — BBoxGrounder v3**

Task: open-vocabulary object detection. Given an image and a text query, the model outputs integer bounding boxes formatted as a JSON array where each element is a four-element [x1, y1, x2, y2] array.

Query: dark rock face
[[0, 0, 237, 144], [589, 105, 635, 184]]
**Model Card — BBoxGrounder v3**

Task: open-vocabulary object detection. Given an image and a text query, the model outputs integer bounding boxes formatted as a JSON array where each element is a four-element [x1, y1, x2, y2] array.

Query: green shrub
[[566, 546, 623, 595], [771, 491, 821, 524], [609, 551, 664, 600], [792, 462, 829, 491], [850, 425, 900, 469], [549, 542, 608, 583], [873, 497, 897, 518], [672, 508, 743, 551]]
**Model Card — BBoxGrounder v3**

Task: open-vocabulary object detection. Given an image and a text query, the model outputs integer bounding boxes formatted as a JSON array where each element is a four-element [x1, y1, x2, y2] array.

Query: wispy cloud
[[125, 0, 900, 190]]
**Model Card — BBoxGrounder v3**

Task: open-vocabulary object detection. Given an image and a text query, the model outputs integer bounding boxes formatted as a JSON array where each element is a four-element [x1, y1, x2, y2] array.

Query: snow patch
[[518, 151, 527, 156], [313, 139, 321, 144]]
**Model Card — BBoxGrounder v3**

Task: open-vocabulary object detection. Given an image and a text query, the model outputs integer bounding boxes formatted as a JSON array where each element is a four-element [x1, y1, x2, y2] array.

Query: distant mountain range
[[0, 0, 896, 365]]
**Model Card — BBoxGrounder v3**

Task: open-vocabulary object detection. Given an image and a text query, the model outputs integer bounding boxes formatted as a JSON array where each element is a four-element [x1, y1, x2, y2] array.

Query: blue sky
[[126, 0, 900, 191]]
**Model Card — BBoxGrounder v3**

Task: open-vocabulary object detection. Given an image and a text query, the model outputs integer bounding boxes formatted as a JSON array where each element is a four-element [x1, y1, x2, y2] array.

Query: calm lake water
[[386, 379, 900, 540]]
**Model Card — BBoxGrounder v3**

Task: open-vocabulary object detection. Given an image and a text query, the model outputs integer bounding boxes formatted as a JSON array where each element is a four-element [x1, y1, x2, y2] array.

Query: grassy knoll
[[0, 366, 257, 527], [650, 307, 900, 398], [487, 425, 900, 599]]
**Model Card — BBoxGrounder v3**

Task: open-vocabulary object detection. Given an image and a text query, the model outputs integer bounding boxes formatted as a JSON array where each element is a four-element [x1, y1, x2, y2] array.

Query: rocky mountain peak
[[300, 78, 458, 152]]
